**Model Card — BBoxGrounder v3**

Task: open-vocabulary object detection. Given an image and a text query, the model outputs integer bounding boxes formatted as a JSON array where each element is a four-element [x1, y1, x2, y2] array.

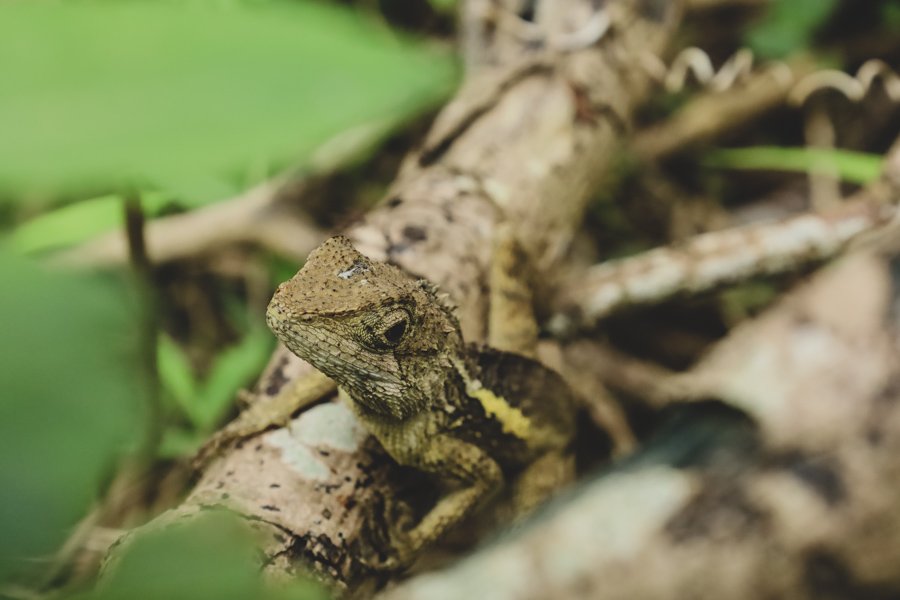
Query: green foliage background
[[0, 0, 455, 596], [0, 1, 456, 197]]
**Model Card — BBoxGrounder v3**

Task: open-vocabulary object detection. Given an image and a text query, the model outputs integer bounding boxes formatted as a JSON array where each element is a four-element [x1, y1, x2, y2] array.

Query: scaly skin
[[266, 236, 575, 566]]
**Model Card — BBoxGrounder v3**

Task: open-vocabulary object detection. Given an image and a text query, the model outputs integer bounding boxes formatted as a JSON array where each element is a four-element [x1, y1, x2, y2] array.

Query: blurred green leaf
[[151, 174, 243, 210], [705, 146, 883, 184], [0, 251, 143, 583], [429, 0, 457, 13], [82, 511, 327, 600], [158, 327, 272, 441], [883, 1, 900, 29], [195, 328, 272, 430], [10, 192, 171, 255], [157, 335, 199, 423], [271, 256, 304, 291], [0, 1, 457, 198], [158, 426, 207, 459], [746, 0, 839, 58]]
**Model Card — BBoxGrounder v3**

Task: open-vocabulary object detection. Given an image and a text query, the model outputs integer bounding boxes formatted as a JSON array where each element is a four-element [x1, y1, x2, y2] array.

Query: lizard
[[264, 234, 578, 566], [191, 0, 642, 479]]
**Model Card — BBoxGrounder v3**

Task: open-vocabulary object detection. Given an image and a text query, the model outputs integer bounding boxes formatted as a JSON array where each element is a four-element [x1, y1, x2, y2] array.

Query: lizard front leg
[[390, 434, 504, 564]]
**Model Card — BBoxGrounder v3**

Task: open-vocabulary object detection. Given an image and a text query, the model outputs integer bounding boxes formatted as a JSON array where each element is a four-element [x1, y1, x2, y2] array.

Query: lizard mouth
[[266, 305, 415, 419]]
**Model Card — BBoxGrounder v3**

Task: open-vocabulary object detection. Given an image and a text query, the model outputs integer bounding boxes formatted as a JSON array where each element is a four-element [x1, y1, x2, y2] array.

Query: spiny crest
[[416, 279, 461, 329], [273, 236, 414, 316]]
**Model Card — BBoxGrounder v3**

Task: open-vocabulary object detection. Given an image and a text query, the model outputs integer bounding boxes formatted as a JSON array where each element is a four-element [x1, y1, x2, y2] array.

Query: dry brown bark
[[111, 0, 684, 594]]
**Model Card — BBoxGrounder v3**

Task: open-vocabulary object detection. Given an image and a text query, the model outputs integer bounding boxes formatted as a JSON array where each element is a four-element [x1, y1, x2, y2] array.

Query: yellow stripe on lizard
[[469, 387, 532, 439]]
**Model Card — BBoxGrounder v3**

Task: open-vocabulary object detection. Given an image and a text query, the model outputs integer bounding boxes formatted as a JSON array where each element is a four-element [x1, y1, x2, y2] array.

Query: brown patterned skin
[[266, 236, 575, 566]]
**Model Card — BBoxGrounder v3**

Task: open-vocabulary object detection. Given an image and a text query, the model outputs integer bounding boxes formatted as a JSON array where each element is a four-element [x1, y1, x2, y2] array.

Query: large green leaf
[[0, 1, 457, 198], [82, 512, 326, 600], [0, 251, 143, 582]]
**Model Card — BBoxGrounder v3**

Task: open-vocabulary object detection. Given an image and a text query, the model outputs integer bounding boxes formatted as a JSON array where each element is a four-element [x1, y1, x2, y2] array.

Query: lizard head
[[266, 235, 464, 420]]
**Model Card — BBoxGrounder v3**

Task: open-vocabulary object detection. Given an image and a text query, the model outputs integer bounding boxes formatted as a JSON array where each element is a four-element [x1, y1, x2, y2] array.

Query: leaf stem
[[124, 194, 162, 460]]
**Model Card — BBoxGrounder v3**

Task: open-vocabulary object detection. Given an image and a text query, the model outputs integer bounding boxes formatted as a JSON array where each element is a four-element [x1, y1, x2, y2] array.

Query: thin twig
[[551, 139, 900, 333], [59, 179, 323, 268], [632, 55, 817, 162], [550, 191, 896, 333], [123, 195, 162, 459]]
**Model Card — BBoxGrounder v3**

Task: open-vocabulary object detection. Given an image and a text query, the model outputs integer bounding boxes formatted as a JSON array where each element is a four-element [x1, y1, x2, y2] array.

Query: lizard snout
[[265, 297, 288, 332]]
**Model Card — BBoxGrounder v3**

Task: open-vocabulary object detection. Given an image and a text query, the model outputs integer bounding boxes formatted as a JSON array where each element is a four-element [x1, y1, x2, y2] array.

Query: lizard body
[[266, 235, 575, 564]]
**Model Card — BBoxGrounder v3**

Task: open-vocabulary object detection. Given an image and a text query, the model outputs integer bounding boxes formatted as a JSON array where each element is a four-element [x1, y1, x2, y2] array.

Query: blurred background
[[1, 0, 899, 598]]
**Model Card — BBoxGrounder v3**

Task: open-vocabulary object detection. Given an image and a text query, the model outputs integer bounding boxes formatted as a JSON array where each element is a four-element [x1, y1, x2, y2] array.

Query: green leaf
[[0, 251, 143, 583], [158, 328, 272, 438], [0, 1, 458, 199], [10, 192, 171, 255], [82, 511, 327, 600], [704, 146, 883, 185], [158, 426, 207, 460], [194, 328, 273, 431], [429, 0, 458, 14], [157, 335, 199, 424], [883, 1, 900, 30], [746, 0, 839, 58]]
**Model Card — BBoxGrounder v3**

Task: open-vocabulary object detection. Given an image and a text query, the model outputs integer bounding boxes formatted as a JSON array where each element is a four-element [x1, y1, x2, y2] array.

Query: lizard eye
[[383, 319, 407, 345], [357, 308, 411, 350]]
